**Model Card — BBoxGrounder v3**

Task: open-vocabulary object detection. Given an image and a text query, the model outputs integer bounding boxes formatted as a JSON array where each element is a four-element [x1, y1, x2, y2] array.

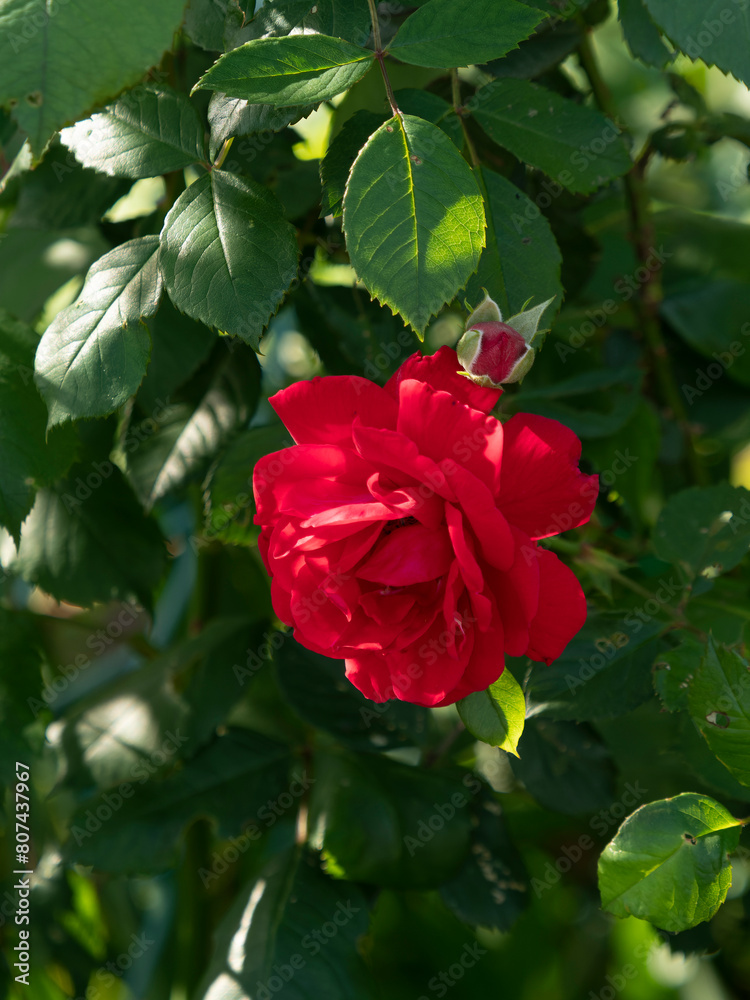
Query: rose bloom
[[253, 347, 597, 708]]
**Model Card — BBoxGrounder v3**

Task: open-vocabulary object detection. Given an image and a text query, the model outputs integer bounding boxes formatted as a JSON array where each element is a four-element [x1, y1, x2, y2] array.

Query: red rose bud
[[457, 321, 535, 388]]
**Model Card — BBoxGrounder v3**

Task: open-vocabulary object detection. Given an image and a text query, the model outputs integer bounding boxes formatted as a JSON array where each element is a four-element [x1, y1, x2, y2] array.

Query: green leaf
[[137, 298, 217, 414], [440, 784, 528, 931], [320, 109, 386, 217], [689, 639, 750, 787], [457, 668, 526, 755], [205, 423, 291, 546], [486, 19, 583, 79], [159, 169, 299, 346], [234, 0, 373, 46], [662, 279, 750, 389], [598, 792, 743, 931], [653, 484, 750, 580], [343, 114, 486, 335], [389, 0, 544, 68], [14, 465, 166, 610], [275, 635, 430, 752], [194, 35, 375, 106], [34, 236, 161, 428], [65, 730, 294, 871], [472, 78, 632, 194], [60, 85, 206, 179], [510, 719, 615, 814], [0, 0, 188, 157], [127, 342, 261, 509], [0, 311, 77, 542], [524, 610, 664, 721], [196, 848, 376, 1000], [394, 88, 464, 146], [208, 93, 310, 160], [653, 635, 704, 713], [618, 0, 673, 68], [183, 0, 230, 51], [467, 167, 562, 327], [643, 0, 750, 85], [309, 748, 472, 887]]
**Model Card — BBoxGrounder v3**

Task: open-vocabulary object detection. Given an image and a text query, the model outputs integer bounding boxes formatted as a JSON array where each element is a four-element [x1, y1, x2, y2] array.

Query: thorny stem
[[452, 70, 480, 168], [577, 30, 709, 487], [367, 0, 400, 116]]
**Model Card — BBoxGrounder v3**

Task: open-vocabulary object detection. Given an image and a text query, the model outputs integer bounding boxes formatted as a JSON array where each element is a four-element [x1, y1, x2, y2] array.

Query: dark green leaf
[[653, 484, 750, 580], [598, 792, 742, 931], [0, 311, 77, 542], [510, 719, 616, 814], [457, 668, 526, 754], [643, 0, 750, 86], [343, 114, 485, 335], [320, 109, 386, 217], [14, 465, 166, 610], [309, 748, 473, 887], [440, 784, 529, 931], [653, 635, 704, 713], [60, 85, 206, 178], [525, 610, 664, 722], [65, 729, 294, 871], [194, 35, 375, 106], [208, 92, 311, 160], [618, 0, 673, 68], [472, 78, 632, 194], [275, 635, 430, 751], [183, 0, 230, 51], [389, 0, 544, 69], [196, 848, 375, 1000], [159, 169, 299, 346], [0, 0, 189, 157], [394, 89, 464, 146], [126, 341, 261, 509], [35, 236, 161, 427], [485, 19, 583, 79], [235, 0, 373, 46], [467, 167, 562, 327], [689, 639, 750, 787]]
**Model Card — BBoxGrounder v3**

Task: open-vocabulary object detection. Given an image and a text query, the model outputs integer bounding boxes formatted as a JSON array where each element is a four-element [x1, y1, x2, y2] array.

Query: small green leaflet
[[35, 236, 162, 428], [643, 0, 750, 86], [472, 78, 632, 194], [343, 114, 486, 335], [618, 0, 673, 69], [194, 34, 375, 107], [389, 0, 545, 69], [60, 85, 206, 178], [0, 0, 188, 157], [159, 170, 299, 347], [689, 638, 750, 787], [457, 668, 526, 755], [598, 792, 743, 932]]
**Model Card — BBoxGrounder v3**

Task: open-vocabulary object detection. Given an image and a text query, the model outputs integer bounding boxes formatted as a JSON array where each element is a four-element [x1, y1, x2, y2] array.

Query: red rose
[[253, 347, 597, 708]]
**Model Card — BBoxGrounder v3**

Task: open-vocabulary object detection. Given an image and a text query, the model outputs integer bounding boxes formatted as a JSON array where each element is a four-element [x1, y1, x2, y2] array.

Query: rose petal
[[498, 414, 598, 539], [433, 615, 506, 706], [356, 522, 453, 586], [386, 345, 502, 413], [525, 548, 588, 664], [270, 375, 397, 446], [484, 527, 540, 657]]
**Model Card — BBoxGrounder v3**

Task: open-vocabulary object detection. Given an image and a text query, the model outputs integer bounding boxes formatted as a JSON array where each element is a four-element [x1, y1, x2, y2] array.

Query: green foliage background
[[2, 0, 750, 997]]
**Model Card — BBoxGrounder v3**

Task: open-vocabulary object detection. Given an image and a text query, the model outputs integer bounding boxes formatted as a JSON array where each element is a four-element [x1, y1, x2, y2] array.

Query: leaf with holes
[[159, 170, 299, 346], [653, 484, 750, 580], [343, 114, 485, 335], [457, 667, 526, 755], [194, 34, 375, 106], [35, 236, 161, 428], [389, 0, 544, 69], [598, 792, 742, 931], [472, 78, 632, 194], [0, 0, 188, 157], [653, 634, 704, 713], [689, 639, 750, 787], [60, 85, 206, 178]]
